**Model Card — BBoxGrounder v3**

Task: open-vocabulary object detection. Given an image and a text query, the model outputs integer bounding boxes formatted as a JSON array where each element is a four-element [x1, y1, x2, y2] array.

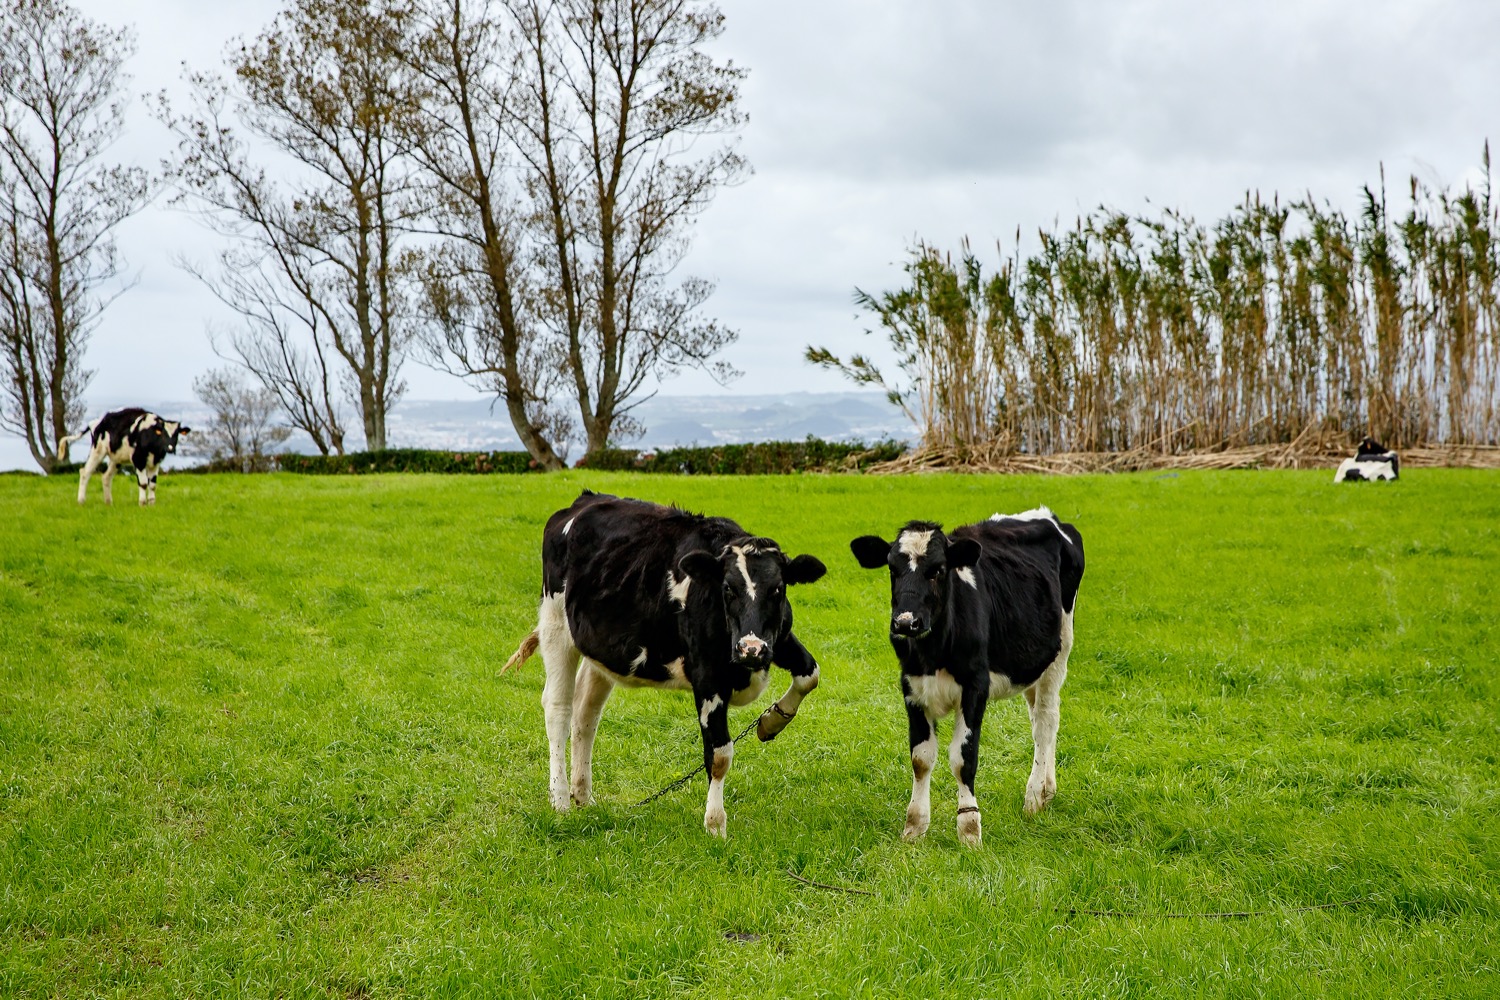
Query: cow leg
[[537, 591, 581, 811], [1024, 609, 1072, 815], [759, 629, 820, 741], [136, 468, 152, 506], [950, 681, 987, 846], [145, 472, 158, 506], [100, 457, 118, 505], [569, 660, 614, 806], [901, 679, 936, 841], [696, 689, 733, 837], [76, 447, 105, 504]]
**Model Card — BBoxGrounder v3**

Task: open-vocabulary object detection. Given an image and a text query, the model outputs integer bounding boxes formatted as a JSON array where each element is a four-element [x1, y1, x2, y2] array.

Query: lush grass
[[1, 469, 1497, 998]]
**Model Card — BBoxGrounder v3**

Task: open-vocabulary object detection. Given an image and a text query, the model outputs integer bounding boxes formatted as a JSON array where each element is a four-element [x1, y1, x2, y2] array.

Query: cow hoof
[[957, 811, 982, 847], [756, 708, 790, 742], [1024, 778, 1055, 815], [704, 809, 727, 838], [902, 808, 930, 841], [549, 792, 571, 812], [570, 788, 593, 807]]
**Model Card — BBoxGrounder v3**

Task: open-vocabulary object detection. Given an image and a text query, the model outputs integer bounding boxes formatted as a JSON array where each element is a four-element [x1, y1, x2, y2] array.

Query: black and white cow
[[1334, 437, 1399, 482], [504, 490, 827, 837], [851, 507, 1084, 846], [58, 408, 192, 506]]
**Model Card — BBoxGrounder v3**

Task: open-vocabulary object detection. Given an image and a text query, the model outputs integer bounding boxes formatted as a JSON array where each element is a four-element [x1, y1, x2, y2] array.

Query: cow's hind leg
[[569, 660, 614, 806], [100, 457, 118, 506], [537, 591, 581, 811], [1024, 609, 1072, 815], [76, 447, 105, 504], [901, 679, 935, 841]]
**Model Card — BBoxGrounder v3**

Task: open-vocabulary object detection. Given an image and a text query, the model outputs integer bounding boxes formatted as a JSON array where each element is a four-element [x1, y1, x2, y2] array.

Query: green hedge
[[275, 439, 906, 475], [278, 449, 543, 474], [577, 438, 905, 474]]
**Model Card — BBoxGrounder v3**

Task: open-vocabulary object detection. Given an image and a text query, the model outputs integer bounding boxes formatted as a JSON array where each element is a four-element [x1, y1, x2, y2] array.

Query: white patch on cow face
[[905, 670, 962, 718], [730, 544, 757, 600], [667, 571, 691, 609], [955, 566, 978, 589], [897, 529, 934, 572], [992, 506, 1069, 541], [699, 693, 723, 728], [729, 667, 770, 706]]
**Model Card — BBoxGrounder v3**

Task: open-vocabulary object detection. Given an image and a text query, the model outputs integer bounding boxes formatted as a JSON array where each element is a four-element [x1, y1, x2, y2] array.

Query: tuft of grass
[[1, 469, 1497, 997]]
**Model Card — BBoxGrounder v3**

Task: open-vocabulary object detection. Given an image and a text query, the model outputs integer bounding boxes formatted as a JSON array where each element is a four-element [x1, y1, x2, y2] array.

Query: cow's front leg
[[902, 679, 935, 841], [951, 680, 988, 846], [696, 688, 733, 837], [146, 472, 158, 506], [1024, 622, 1071, 814], [136, 470, 151, 507], [758, 630, 819, 741]]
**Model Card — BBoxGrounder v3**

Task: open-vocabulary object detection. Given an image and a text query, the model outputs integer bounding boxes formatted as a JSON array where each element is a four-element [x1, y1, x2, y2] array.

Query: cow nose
[[892, 612, 920, 635], [736, 635, 769, 662]]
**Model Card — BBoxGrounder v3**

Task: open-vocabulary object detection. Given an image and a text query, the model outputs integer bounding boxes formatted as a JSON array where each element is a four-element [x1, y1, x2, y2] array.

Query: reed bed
[[819, 147, 1500, 465]]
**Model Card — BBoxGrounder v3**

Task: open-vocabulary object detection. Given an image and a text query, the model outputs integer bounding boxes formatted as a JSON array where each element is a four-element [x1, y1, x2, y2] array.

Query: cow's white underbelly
[[906, 669, 1022, 717]]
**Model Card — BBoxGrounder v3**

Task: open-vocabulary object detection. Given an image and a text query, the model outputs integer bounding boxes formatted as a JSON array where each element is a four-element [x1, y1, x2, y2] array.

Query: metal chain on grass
[[632, 711, 767, 808]]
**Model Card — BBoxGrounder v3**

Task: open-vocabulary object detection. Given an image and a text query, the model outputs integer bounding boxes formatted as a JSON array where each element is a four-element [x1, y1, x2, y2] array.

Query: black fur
[[542, 490, 826, 775], [852, 512, 1084, 802]]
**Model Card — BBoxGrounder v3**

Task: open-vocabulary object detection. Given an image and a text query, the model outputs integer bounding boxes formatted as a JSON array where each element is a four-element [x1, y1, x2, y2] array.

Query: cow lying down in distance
[[505, 490, 827, 837], [1334, 437, 1399, 482], [58, 408, 192, 506], [852, 507, 1084, 846]]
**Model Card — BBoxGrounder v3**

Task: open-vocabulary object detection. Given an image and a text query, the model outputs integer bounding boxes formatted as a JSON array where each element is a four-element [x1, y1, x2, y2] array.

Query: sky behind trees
[[24, 0, 1500, 410]]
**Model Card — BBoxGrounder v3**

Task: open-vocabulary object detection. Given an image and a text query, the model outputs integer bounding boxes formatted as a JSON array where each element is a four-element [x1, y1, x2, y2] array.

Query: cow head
[[678, 538, 826, 665], [851, 522, 981, 639], [1356, 436, 1387, 457], [162, 421, 192, 453]]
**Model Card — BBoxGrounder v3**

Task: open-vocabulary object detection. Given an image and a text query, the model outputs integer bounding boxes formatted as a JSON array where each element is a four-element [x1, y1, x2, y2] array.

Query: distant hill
[[1, 391, 915, 472]]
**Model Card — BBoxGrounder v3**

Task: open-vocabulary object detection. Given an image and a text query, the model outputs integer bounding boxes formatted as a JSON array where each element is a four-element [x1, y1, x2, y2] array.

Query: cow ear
[[947, 538, 981, 569], [850, 535, 891, 569], [783, 554, 826, 585], [678, 549, 722, 583], [179, 427, 192, 435]]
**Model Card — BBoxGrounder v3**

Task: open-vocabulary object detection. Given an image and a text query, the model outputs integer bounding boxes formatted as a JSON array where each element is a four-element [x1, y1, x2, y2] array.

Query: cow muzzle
[[891, 612, 928, 638], [734, 634, 771, 665]]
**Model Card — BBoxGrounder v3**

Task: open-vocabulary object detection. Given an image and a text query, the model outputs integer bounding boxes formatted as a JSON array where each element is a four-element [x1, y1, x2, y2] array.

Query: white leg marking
[[537, 591, 581, 811], [569, 661, 614, 806], [904, 731, 936, 841], [100, 455, 117, 505], [951, 707, 981, 846], [898, 529, 933, 572], [698, 694, 723, 729], [758, 666, 819, 740], [704, 742, 733, 837], [1024, 609, 1072, 815], [77, 446, 105, 504]]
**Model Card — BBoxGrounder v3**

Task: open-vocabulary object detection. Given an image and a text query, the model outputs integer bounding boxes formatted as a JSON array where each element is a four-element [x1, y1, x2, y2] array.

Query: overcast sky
[[8, 0, 1499, 460]]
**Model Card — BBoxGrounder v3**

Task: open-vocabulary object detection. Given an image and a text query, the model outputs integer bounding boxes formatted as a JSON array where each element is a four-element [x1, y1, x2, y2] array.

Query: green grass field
[[2, 469, 1497, 997]]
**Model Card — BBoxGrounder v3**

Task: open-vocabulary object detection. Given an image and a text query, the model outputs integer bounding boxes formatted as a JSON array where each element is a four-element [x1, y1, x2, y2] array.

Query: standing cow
[[58, 409, 192, 506], [504, 490, 827, 837], [851, 507, 1084, 846]]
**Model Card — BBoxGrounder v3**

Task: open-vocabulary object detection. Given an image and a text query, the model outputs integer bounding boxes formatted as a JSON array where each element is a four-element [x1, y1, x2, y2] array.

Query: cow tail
[[502, 629, 541, 674], [56, 428, 88, 459]]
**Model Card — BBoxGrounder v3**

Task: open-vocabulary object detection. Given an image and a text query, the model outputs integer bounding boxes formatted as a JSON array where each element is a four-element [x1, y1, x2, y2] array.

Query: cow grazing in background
[[504, 490, 827, 837], [851, 507, 1084, 846], [58, 409, 192, 506], [1334, 437, 1400, 482]]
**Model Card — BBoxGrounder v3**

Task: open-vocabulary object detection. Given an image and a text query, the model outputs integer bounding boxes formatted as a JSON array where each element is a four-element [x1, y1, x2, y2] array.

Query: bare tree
[[403, 0, 744, 466], [190, 365, 292, 472], [160, 0, 420, 453], [0, 0, 149, 472]]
